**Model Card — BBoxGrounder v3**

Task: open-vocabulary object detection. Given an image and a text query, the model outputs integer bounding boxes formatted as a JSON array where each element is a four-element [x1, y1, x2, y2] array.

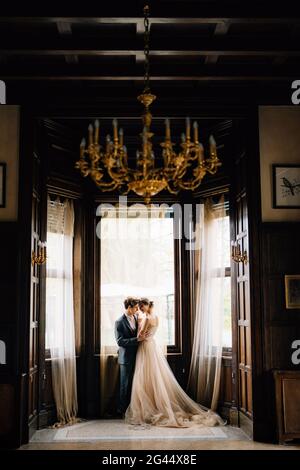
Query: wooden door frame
[[17, 105, 265, 443]]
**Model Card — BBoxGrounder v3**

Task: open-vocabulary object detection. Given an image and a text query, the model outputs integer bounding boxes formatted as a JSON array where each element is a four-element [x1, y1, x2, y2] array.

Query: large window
[[99, 209, 175, 349], [45, 198, 75, 355]]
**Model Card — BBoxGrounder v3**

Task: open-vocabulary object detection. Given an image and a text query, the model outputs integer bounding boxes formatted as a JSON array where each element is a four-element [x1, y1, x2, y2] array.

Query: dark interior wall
[[256, 107, 300, 442], [260, 223, 300, 441], [0, 223, 19, 447], [0, 82, 299, 447], [0, 107, 24, 448]]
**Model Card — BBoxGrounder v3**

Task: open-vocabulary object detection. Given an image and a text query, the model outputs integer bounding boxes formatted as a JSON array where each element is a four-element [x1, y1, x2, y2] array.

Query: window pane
[[100, 214, 175, 348], [46, 232, 71, 350], [212, 213, 232, 347]]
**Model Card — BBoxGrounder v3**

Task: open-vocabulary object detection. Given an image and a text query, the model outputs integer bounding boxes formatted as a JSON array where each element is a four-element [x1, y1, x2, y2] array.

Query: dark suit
[[114, 313, 138, 414]]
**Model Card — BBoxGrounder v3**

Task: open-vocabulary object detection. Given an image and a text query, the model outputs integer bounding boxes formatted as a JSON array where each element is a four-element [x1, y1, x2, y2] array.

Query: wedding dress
[[125, 313, 225, 428]]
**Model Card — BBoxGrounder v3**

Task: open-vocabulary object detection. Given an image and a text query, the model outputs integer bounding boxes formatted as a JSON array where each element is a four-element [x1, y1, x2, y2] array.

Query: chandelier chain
[[143, 5, 150, 94], [75, 5, 222, 204]]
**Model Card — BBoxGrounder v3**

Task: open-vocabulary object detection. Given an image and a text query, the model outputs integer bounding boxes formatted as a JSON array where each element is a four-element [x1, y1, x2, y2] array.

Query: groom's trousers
[[118, 361, 136, 414]]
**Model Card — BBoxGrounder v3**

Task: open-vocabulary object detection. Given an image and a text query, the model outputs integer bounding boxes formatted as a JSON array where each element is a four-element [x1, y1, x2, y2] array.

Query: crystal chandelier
[[75, 5, 221, 204]]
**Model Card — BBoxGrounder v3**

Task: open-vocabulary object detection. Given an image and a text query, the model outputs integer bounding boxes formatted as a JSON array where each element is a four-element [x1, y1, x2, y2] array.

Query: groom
[[114, 297, 147, 416]]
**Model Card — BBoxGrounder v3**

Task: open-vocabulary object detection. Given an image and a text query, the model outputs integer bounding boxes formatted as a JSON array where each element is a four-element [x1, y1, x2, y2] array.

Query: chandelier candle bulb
[[165, 118, 171, 140], [106, 134, 111, 152], [186, 117, 191, 141], [209, 135, 216, 154], [94, 119, 100, 144], [199, 143, 204, 162], [113, 119, 118, 142], [119, 128, 124, 147], [80, 138, 86, 157], [181, 133, 186, 143], [193, 121, 199, 143], [88, 124, 93, 145]]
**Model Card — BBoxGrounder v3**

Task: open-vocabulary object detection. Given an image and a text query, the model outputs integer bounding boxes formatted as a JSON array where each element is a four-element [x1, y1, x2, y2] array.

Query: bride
[[125, 298, 225, 428]]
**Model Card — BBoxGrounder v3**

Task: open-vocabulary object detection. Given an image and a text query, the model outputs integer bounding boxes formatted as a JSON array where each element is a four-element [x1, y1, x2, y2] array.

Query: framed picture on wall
[[273, 164, 300, 208], [0, 162, 6, 208], [285, 275, 300, 309]]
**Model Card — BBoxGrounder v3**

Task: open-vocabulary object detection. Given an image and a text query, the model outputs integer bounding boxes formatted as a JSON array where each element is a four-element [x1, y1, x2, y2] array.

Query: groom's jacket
[[115, 314, 138, 365]]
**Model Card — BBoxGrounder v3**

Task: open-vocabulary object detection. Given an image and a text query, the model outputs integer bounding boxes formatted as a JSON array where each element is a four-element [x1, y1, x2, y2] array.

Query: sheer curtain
[[188, 197, 227, 411], [99, 206, 174, 415], [46, 196, 78, 425]]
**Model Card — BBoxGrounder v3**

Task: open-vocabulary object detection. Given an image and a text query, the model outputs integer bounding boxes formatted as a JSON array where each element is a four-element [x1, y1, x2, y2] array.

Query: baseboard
[[28, 415, 38, 440], [239, 412, 253, 439], [38, 407, 56, 429], [218, 404, 232, 424]]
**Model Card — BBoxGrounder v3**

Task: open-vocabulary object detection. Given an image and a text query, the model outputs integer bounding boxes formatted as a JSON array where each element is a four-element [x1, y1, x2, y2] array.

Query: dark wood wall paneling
[[260, 223, 300, 441], [0, 223, 18, 446], [0, 107, 38, 448]]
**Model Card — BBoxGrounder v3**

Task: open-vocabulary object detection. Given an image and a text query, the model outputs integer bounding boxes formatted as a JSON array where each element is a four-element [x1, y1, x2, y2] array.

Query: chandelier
[[75, 5, 221, 204]]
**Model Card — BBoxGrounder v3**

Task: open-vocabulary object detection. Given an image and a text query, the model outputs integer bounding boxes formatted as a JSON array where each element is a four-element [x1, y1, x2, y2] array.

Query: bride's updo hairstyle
[[124, 297, 139, 309], [139, 298, 154, 308]]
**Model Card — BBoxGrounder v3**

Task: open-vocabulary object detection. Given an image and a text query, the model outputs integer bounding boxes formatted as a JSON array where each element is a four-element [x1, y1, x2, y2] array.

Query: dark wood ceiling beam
[[1, 74, 295, 82], [1, 17, 300, 25], [56, 21, 72, 35], [273, 57, 287, 65], [2, 62, 299, 78], [2, 48, 300, 57], [56, 21, 79, 65], [214, 21, 230, 35], [205, 21, 230, 66]]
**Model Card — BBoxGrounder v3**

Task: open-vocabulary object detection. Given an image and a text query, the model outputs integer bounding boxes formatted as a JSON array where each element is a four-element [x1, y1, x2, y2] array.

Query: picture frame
[[285, 275, 300, 309], [272, 164, 300, 209], [0, 162, 6, 208]]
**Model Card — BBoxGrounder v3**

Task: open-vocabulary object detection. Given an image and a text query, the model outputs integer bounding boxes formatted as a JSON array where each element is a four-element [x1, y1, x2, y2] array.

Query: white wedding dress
[[125, 313, 225, 428]]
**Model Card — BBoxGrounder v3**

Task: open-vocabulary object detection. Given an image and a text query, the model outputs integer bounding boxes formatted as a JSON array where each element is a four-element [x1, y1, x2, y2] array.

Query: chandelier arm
[[165, 181, 180, 195], [175, 176, 204, 191], [107, 167, 128, 182], [93, 178, 121, 189], [97, 182, 121, 192]]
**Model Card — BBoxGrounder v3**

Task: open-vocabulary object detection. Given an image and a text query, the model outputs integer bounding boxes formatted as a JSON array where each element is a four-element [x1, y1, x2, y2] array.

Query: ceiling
[[1, 1, 299, 109]]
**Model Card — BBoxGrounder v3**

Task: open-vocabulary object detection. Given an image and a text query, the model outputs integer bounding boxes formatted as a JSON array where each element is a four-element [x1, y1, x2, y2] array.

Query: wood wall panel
[[262, 224, 300, 367], [232, 142, 253, 421], [0, 384, 15, 436], [260, 223, 300, 441]]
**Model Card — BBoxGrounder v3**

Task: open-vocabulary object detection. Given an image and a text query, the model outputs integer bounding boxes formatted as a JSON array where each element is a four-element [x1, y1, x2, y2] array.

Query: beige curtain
[[188, 197, 227, 411], [46, 197, 78, 425]]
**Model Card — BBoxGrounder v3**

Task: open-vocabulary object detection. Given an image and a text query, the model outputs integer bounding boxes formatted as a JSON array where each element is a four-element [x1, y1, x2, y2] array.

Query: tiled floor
[[20, 420, 300, 451]]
